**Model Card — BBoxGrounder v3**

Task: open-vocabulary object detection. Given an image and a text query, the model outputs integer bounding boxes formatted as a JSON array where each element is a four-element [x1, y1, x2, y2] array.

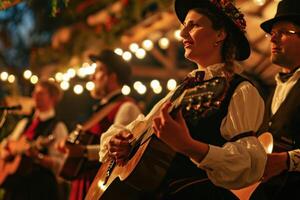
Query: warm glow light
[[77, 67, 86, 78], [62, 73, 71, 81], [121, 85, 131, 95], [122, 51, 132, 61], [60, 81, 70, 90], [7, 75, 15, 83], [86, 81, 95, 91], [153, 85, 162, 94], [142, 39, 153, 51], [67, 68, 76, 78], [73, 84, 84, 94], [133, 81, 147, 94], [133, 81, 143, 90], [158, 37, 170, 49], [55, 72, 64, 82], [114, 48, 123, 55], [30, 75, 38, 84], [0, 72, 8, 81], [129, 43, 139, 53], [137, 85, 147, 95], [167, 79, 177, 91], [150, 80, 160, 89], [135, 48, 146, 59], [23, 70, 32, 79]]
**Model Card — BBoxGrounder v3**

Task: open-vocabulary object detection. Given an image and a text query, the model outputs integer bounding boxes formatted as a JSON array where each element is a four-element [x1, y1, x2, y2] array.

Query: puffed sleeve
[[192, 82, 267, 189], [114, 101, 141, 126]]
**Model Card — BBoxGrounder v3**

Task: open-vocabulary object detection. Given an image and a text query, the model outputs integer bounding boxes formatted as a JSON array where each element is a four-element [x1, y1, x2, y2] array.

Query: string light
[[23, 70, 32, 79], [0, 72, 9, 81], [30, 75, 38, 84], [2, 29, 182, 95], [73, 84, 83, 95], [7, 75, 15, 83]]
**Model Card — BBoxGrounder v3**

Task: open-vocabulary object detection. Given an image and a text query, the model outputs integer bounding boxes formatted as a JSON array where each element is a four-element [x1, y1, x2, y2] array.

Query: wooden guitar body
[[85, 136, 175, 200], [0, 134, 54, 185]]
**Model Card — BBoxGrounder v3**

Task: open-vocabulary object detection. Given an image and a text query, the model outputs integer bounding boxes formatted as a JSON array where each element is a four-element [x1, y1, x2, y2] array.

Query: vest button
[[268, 121, 272, 126]]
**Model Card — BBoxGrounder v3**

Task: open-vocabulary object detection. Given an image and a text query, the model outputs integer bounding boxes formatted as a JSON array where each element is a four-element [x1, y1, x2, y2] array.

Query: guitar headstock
[[177, 77, 228, 122]]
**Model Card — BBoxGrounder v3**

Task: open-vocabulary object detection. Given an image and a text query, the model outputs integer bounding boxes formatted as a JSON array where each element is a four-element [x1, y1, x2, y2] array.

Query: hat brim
[[261, 14, 300, 33], [174, 0, 250, 61]]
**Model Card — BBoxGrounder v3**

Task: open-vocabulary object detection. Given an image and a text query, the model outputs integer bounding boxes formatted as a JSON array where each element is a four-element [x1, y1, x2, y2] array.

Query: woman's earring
[[214, 41, 219, 47]]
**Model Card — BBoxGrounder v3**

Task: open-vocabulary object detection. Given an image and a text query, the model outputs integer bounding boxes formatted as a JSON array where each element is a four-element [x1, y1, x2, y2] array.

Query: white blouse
[[99, 64, 267, 189]]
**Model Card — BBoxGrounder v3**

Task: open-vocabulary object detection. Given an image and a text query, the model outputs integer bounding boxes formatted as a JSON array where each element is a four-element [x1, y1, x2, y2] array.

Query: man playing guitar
[[58, 49, 141, 200], [0, 80, 68, 200]]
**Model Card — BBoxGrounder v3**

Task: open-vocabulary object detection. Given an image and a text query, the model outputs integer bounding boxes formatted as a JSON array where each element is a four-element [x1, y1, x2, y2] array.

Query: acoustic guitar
[[85, 77, 230, 200], [0, 134, 54, 185]]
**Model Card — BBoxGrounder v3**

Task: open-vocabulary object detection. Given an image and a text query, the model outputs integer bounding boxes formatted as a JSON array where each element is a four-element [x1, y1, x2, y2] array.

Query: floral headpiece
[[210, 0, 246, 32]]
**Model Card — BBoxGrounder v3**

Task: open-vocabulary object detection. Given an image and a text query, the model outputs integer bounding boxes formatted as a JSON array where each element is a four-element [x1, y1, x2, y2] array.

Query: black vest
[[23, 115, 59, 154], [24, 116, 59, 139], [258, 79, 300, 152], [164, 74, 253, 182]]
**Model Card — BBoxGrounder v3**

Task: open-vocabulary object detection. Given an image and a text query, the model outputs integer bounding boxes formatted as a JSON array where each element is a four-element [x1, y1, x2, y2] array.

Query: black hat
[[174, 0, 250, 61], [89, 49, 132, 85], [261, 0, 300, 33]]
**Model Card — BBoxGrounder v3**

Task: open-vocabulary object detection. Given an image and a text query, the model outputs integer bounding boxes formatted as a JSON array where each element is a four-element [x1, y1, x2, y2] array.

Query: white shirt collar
[[275, 68, 300, 84], [188, 63, 229, 80]]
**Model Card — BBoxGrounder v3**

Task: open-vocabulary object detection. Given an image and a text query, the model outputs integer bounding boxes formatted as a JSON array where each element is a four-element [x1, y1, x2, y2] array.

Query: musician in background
[[0, 80, 68, 200], [62, 49, 141, 200], [251, 0, 300, 199], [97, 0, 267, 199]]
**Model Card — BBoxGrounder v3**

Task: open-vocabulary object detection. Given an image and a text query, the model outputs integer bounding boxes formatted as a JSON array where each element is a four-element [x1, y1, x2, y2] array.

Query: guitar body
[[85, 136, 176, 200], [59, 131, 99, 180]]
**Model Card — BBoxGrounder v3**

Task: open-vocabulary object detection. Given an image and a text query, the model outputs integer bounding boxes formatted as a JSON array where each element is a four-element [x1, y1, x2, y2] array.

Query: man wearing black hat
[[60, 49, 141, 200], [251, 0, 300, 199]]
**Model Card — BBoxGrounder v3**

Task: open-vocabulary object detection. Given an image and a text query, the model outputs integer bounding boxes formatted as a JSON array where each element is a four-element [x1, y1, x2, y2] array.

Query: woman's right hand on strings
[[108, 130, 133, 166]]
